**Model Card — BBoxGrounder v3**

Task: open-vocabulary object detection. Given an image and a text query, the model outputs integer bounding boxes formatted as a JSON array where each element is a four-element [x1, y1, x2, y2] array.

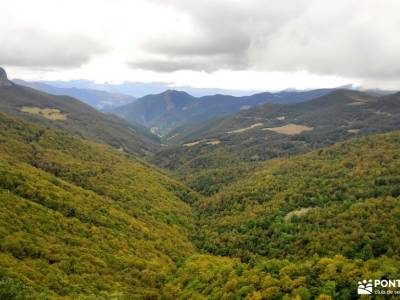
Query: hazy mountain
[[33, 79, 262, 97], [14, 79, 136, 111], [113, 90, 195, 135], [0, 68, 158, 156], [113, 88, 334, 135]]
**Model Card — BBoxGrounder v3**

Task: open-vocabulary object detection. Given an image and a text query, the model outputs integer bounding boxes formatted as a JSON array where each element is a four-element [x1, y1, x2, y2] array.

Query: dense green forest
[[162, 254, 400, 299], [1, 84, 400, 299], [165, 131, 400, 299], [0, 112, 197, 298], [194, 132, 400, 260]]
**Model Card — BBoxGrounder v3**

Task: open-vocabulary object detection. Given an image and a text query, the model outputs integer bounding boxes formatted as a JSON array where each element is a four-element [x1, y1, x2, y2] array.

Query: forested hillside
[[1, 105, 400, 298], [2, 0, 399, 297], [0, 112, 197, 298], [113, 89, 333, 136], [194, 132, 400, 259], [162, 254, 400, 299], [0, 84, 158, 156], [1, 81, 400, 299], [153, 90, 400, 195], [162, 132, 400, 299]]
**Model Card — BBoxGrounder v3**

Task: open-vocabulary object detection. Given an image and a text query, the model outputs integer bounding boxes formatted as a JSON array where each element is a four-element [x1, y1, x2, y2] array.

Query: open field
[[20, 106, 67, 120], [263, 123, 314, 135]]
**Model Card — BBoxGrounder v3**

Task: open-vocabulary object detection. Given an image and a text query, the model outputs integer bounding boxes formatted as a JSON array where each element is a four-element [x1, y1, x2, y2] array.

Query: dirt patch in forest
[[227, 123, 263, 134], [263, 123, 313, 135]]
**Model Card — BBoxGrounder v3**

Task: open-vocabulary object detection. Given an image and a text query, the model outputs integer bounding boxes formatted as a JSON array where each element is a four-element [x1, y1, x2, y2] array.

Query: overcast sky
[[2, 0, 400, 90]]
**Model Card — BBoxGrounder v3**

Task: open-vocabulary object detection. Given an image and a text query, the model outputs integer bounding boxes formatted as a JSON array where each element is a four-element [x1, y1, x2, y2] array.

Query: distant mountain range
[[112, 88, 335, 135], [14, 79, 136, 111], [25, 79, 263, 98]]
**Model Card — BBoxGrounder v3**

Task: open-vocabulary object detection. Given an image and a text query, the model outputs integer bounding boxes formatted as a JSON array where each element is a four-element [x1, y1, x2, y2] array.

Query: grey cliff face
[[0, 67, 12, 86]]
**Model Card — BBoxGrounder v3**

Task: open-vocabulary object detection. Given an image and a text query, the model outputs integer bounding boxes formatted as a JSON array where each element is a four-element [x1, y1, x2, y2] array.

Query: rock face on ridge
[[0, 67, 12, 86]]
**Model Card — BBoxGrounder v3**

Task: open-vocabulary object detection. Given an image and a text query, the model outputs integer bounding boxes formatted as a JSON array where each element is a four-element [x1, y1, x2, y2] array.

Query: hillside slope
[[162, 131, 400, 299], [0, 82, 158, 156], [114, 90, 196, 135], [195, 131, 400, 260], [1, 111, 399, 299], [0, 112, 197, 298], [113, 89, 333, 135], [153, 90, 400, 195]]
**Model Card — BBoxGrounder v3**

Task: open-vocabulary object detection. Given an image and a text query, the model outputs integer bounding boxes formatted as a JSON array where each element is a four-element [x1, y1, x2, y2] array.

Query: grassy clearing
[[284, 207, 314, 221], [20, 106, 67, 120], [263, 123, 313, 135]]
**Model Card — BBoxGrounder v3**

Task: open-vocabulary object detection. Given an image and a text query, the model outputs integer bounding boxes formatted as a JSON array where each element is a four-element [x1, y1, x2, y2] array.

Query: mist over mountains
[[24, 79, 263, 98]]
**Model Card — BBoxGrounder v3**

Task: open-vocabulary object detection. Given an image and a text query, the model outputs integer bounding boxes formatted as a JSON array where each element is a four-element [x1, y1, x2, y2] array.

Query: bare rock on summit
[[0, 67, 12, 86]]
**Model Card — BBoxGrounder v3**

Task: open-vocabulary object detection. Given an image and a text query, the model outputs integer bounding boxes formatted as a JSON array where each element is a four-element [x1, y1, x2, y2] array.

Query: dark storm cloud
[[0, 28, 105, 68]]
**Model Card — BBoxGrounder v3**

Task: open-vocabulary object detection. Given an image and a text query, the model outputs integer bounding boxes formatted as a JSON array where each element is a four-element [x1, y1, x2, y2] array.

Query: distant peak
[[0, 67, 12, 86], [163, 89, 188, 95], [159, 89, 194, 99], [327, 88, 355, 96]]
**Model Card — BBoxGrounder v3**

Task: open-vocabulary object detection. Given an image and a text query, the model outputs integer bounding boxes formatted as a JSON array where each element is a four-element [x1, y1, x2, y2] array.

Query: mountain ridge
[[112, 88, 335, 135], [0, 70, 159, 156], [152, 89, 400, 195]]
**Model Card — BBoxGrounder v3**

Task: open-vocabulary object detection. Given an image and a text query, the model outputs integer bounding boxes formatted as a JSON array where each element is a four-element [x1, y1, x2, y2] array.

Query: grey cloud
[[133, 0, 400, 81], [142, 33, 249, 57], [132, 0, 310, 72], [0, 28, 105, 68], [248, 0, 400, 80], [136, 36, 250, 72], [131, 59, 200, 73], [130, 53, 249, 73]]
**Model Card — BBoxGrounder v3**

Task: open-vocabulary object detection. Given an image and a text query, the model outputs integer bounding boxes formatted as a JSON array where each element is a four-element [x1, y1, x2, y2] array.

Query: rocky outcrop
[[0, 67, 12, 86]]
